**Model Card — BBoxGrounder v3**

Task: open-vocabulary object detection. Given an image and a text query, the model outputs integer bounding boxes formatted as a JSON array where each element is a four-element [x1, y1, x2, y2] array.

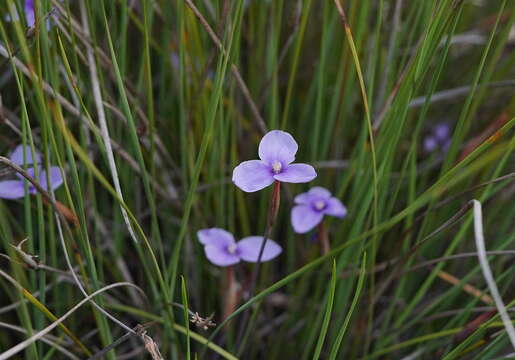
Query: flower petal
[[258, 130, 298, 165], [324, 198, 347, 218], [291, 204, 324, 233], [25, 0, 35, 27], [308, 186, 331, 199], [423, 137, 437, 153], [295, 187, 332, 205], [204, 245, 240, 267], [197, 228, 235, 247], [40, 167, 63, 191], [0, 180, 26, 199], [10, 145, 40, 166], [293, 191, 312, 205], [434, 123, 450, 141], [16, 167, 34, 189], [232, 160, 274, 192], [237, 236, 282, 263], [274, 163, 317, 183]]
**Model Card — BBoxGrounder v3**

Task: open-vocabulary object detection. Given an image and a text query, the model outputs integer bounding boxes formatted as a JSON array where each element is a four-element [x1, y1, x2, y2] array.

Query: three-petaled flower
[[232, 130, 317, 192], [0, 145, 63, 199], [291, 187, 347, 233], [197, 228, 282, 267], [424, 123, 451, 153]]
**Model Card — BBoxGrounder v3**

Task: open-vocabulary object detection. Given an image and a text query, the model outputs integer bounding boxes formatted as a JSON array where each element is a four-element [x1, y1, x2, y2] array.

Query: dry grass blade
[[78, 1, 138, 246], [0, 322, 80, 360], [436, 270, 493, 305], [472, 200, 515, 349], [0, 269, 92, 356], [0, 282, 135, 360]]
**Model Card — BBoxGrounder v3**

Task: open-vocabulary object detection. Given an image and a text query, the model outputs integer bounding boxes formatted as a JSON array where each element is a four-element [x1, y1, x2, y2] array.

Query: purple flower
[[424, 123, 451, 153], [197, 228, 282, 267], [5, 0, 55, 29], [24, 0, 36, 28], [291, 187, 347, 234], [0, 145, 63, 199], [232, 130, 317, 192]]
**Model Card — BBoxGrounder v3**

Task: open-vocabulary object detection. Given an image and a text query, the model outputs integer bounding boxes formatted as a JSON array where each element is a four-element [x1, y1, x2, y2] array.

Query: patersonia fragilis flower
[[0, 145, 63, 199], [232, 130, 317, 192], [424, 123, 451, 153], [291, 187, 347, 234], [197, 228, 282, 267]]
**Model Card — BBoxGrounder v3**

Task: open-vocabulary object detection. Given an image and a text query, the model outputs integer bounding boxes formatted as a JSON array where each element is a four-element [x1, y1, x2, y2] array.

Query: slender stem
[[317, 221, 330, 255], [223, 266, 238, 321], [236, 181, 281, 347], [251, 181, 281, 292]]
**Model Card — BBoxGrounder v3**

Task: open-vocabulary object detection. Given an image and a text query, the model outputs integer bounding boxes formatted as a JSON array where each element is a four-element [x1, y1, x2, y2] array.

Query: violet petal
[[232, 160, 275, 192], [293, 191, 312, 205], [204, 245, 240, 267], [274, 163, 317, 183], [325, 198, 347, 218], [19, 167, 36, 191], [197, 228, 235, 247], [24, 0, 35, 27], [291, 204, 324, 233], [10, 145, 40, 166], [237, 236, 282, 262], [40, 166, 63, 191], [0, 180, 26, 199], [294, 186, 331, 205], [423, 137, 437, 153], [308, 186, 331, 199], [258, 130, 298, 166], [434, 123, 450, 141]]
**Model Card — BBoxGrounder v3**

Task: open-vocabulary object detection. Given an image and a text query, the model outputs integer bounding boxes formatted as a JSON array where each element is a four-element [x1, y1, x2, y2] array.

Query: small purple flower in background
[[232, 130, 317, 192], [197, 228, 282, 267], [424, 123, 451, 153], [0, 145, 63, 199], [24, 0, 36, 28], [5, 0, 56, 29], [291, 187, 347, 234]]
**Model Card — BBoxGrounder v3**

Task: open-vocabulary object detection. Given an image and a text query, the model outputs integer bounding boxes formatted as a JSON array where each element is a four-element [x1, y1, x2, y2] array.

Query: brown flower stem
[[223, 266, 239, 322], [317, 221, 330, 255], [236, 180, 281, 347], [249, 180, 281, 294]]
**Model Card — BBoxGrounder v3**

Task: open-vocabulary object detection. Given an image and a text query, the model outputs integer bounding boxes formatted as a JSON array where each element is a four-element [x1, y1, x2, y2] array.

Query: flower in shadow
[[5, 0, 57, 29], [197, 228, 282, 267], [291, 187, 347, 234], [0, 145, 63, 199], [424, 123, 451, 154]]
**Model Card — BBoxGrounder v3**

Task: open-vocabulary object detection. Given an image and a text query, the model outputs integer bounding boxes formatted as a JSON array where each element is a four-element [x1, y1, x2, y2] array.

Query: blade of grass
[[312, 260, 337, 360], [328, 252, 367, 360]]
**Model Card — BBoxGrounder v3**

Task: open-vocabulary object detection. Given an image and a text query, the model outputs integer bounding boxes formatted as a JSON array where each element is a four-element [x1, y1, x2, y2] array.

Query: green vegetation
[[0, 0, 514, 358]]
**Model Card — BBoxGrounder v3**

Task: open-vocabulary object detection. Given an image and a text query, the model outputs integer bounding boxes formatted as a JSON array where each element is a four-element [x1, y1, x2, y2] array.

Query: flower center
[[271, 161, 282, 174], [314, 200, 326, 211], [227, 243, 238, 255]]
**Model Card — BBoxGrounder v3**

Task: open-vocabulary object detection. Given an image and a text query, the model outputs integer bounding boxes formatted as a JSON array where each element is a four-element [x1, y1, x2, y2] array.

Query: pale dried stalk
[[473, 200, 515, 349], [79, 1, 138, 246], [0, 282, 137, 360]]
